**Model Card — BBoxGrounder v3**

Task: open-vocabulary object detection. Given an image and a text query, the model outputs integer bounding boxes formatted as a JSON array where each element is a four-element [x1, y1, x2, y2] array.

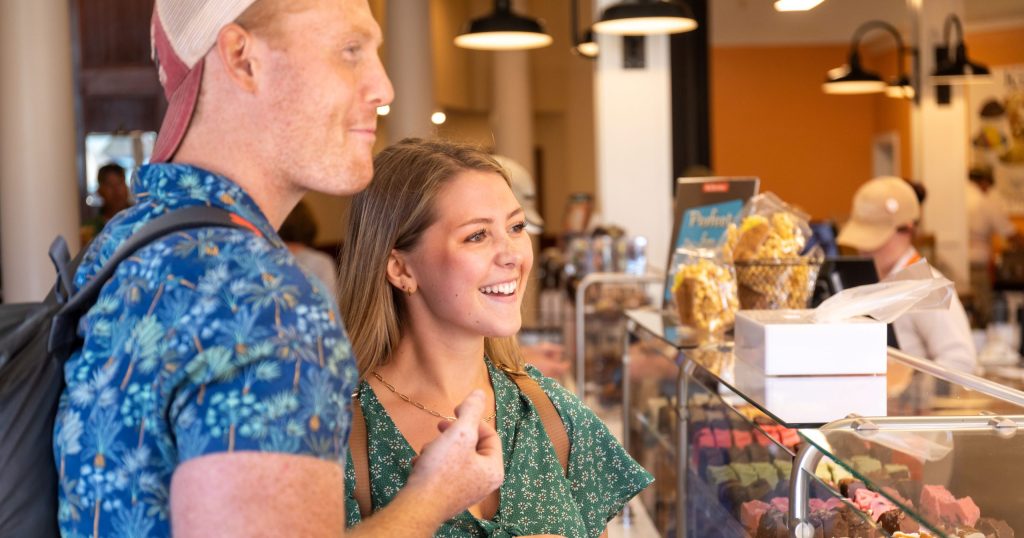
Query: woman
[[338, 138, 652, 537]]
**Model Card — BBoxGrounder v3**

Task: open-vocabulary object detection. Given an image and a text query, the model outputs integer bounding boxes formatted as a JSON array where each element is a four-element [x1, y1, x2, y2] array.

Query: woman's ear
[[386, 249, 417, 294]]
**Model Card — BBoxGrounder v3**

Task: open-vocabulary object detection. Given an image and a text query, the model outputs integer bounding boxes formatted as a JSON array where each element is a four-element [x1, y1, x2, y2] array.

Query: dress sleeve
[[527, 366, 654, 535], [158, 229, 357, 464]]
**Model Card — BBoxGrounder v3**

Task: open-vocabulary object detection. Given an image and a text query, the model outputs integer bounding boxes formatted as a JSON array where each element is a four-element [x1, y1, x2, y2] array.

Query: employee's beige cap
[[836, 176, 920, 252]]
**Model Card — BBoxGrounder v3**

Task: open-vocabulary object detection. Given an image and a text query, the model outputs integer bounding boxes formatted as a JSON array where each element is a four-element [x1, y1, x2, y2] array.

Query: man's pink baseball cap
[[150, 0, 259, 163]]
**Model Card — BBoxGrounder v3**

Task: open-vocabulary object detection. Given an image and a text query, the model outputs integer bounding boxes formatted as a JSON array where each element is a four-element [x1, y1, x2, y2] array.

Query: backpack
[[0, 206, 247, 537], [348, 369, 570, 518]]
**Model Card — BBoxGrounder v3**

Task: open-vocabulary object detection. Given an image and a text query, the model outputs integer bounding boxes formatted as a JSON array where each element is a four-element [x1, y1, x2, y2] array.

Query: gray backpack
[[0, 206, 244, 537]]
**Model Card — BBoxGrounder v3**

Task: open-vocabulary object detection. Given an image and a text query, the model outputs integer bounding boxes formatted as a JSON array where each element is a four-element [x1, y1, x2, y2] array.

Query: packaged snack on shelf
[[724, 192, 823, 310], [670, 247, 738, 333]]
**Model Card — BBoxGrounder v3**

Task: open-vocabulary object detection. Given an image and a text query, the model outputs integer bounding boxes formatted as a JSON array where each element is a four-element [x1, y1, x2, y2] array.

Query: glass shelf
[[626, 307, 1024, 429]]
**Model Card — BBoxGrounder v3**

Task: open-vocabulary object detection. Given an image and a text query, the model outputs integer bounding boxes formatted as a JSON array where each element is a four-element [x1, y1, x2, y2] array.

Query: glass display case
[[624, 307, 1024, 538]]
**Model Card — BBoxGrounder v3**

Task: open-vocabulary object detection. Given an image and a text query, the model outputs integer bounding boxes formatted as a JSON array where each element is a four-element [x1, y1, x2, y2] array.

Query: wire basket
[[733, 257, 823, 310]]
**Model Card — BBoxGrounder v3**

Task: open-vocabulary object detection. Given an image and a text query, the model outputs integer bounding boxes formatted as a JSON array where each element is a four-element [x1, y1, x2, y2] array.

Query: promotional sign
[[664, 177, 760, 306]]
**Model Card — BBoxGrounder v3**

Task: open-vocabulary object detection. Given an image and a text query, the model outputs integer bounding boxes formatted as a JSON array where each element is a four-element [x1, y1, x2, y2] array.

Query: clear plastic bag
[[670, 248, 738, 333], [724, 192, 823, 309]]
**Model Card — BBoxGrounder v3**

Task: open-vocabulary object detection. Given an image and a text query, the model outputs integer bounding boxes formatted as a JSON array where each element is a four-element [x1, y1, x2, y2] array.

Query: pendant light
[[570, 0, 598, 58], [454, 0, 553, 51], [592, 0, 698, 36], [774, 0, 825, 11], [931, 14, 991, 84], [575, 30, 599, 58]]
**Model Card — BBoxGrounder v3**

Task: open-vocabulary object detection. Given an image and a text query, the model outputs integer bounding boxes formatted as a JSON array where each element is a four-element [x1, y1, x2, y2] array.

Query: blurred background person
[[81, 162, 131, 243], [967, 166, 1023, 328], [279, 199, 339, 302]]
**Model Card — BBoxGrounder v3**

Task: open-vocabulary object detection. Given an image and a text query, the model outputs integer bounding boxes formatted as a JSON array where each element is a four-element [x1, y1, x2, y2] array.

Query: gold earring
[[406, 286, 414, 296]]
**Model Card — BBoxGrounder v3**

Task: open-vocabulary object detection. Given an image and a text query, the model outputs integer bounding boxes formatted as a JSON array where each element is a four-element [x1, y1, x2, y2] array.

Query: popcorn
[[724, 193, 822, 310], [671, 250, 738, 332]]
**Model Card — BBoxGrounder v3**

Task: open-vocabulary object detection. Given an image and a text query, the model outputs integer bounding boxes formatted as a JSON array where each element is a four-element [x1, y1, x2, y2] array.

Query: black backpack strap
[[48, 205, 250, 359]]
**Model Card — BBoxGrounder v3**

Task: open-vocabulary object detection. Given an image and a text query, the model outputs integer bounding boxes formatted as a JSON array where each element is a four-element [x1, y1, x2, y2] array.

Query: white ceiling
[[711, 0, 1024, 46]]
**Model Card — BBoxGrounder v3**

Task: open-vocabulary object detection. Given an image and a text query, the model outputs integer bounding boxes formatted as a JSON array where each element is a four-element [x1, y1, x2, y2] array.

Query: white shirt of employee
[[966, 177, 1017, 265], [836, 176, 978, 374]]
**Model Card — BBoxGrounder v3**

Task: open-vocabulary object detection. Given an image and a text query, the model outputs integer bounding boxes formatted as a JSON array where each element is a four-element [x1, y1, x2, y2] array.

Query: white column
[[909, 0, 969, 288], [490, 0, 536, 176], [386, 0, 435, 142], [593, 0, 674, 274], [491, 49, 536, 175], [0, 0, 80, 302]]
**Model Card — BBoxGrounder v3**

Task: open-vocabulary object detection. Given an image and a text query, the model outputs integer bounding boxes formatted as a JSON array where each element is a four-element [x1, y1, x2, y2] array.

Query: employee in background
[[837, 176, 977, 374], [966, 166, 1023, 328]]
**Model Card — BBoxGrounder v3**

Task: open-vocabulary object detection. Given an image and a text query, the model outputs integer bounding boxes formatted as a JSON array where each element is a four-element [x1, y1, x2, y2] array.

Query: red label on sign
[[702, 182, 729, 193]]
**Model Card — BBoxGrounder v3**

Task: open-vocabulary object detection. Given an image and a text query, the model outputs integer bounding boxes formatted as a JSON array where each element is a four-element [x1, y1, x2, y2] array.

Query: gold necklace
[[372, 371, 497, 423]]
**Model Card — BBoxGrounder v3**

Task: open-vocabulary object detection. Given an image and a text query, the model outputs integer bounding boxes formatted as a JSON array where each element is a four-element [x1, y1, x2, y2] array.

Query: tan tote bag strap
[[350, 393, 372, 518], [510, 374, 570, 476]]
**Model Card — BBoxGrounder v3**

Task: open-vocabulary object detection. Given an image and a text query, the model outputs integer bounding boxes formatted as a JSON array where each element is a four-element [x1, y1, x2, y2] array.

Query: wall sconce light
[[376, 104, 390, 116], [592, 0, 698, 36], [931, 14, 991, 84], [774, 0, 825, 12], [430, 111, 447, 125], [454, 0, 553, 51], [822, 20, 913, 99]]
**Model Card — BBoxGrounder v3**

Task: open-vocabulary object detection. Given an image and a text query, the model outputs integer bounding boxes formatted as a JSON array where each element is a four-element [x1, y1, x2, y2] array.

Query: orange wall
[[711, 45, 877, 221], [968, 27, 1024, 67], [711, 27, 1022, 223]]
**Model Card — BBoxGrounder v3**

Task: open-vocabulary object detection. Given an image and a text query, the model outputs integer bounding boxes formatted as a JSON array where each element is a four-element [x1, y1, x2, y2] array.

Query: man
[[81, 163, 131, 243], [55, 1, 503, 536], [836, 176, 977, 374], [967, 166, 1022, 327]]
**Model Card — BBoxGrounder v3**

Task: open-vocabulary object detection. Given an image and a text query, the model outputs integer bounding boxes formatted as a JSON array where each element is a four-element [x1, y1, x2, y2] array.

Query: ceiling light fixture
[[570, 0, 599, 58], [823, 20, 913, 99], [931, 14, 991, 84], [774, 0, 825, 12], [592, 0, 698, 36], [454, 0, 553, 51]]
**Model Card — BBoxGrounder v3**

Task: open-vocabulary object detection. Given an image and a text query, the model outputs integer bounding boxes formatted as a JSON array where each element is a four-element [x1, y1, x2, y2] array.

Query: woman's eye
[[466, 230, 486, 243], [511, 221, 527, 234]]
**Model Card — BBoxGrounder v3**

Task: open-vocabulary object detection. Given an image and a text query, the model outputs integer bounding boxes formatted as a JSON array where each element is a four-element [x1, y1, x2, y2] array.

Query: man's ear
[[214, 23, 259, 93], [386, 250, 417, 294]]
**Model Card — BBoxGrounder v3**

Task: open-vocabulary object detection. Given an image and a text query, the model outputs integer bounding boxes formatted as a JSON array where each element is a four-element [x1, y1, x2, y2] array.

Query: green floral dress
[[344, 361, 654, 537]]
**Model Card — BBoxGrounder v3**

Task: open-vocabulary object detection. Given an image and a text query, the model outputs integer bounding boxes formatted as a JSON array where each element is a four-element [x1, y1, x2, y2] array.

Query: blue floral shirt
[[54, 164, 356, 538]]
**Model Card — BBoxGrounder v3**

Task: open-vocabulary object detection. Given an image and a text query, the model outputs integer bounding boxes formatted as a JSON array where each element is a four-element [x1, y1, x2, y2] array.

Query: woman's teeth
[[480, 281, 517, 296]]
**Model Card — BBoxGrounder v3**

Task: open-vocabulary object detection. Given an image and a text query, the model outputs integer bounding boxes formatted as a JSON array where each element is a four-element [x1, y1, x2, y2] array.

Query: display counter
[[623, 308, 1024, 538]]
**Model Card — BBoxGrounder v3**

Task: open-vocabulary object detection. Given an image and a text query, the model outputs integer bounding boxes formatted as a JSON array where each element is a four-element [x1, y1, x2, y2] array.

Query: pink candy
[[852, 488, 897, 521], [918, 484, 981, 527], [741, 500, 771, 531]]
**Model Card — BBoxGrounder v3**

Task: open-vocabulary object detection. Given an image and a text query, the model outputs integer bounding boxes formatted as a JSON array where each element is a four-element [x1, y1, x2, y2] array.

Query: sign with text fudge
[[664, 176, 760, 305]]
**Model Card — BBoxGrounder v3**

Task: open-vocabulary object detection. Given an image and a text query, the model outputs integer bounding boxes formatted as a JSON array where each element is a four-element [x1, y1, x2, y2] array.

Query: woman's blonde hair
[[338, 138, 524, 380]]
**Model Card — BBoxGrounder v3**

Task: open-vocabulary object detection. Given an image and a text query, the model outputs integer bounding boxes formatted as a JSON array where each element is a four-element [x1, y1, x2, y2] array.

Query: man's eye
[[343, 45, 362, 59]]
